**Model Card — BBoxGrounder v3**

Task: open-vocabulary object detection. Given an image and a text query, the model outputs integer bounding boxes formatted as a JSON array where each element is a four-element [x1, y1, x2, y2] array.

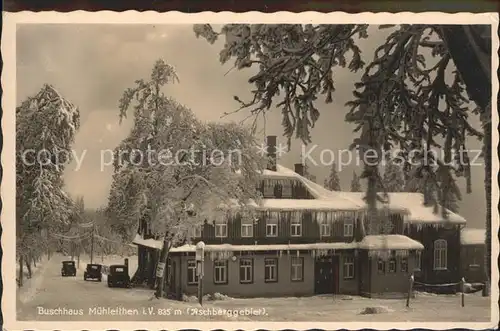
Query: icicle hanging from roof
[[327, 211, 333, 224], [395, 250, 409, 257], [368, 249, 392, 260]]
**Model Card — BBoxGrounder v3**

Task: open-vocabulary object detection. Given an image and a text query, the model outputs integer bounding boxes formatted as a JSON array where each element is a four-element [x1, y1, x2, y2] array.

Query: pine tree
[[198, 24, 490, 293], [324, 162, 341, 191], [382, 158, 405, 192], [16, 84, 80, 285], [300, 150, 316, 182], [350, 171, 362, 192]]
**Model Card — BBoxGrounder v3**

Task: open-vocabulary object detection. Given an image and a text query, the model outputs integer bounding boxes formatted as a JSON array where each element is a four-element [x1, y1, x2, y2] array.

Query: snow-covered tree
[[16, 84, 80, 285], [300, 150, 316, 182], [382, 157, 405, 192], [324, 162, 341, 191], [350, 171, 362, 192], [195, 24, 490, 268], [107, 59, 265, 298]]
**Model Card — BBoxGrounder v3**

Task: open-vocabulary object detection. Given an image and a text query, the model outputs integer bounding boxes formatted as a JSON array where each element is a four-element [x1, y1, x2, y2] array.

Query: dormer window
[[343, 218, 354, 237], [291, 215, 302, 237], [215, 219, 228, 238], [241, 218, 253, 237]]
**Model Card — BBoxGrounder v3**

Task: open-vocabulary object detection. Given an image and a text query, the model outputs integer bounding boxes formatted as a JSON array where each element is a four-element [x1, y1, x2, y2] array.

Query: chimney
[[294, 163, 304, 176], [266, 135, 277, 171]]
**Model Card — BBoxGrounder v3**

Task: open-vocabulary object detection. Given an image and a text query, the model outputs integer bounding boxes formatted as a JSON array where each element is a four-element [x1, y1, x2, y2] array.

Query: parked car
[[83, 264, 102, 281], [61, 260, 76, 277], [107, 265, 130, 288]]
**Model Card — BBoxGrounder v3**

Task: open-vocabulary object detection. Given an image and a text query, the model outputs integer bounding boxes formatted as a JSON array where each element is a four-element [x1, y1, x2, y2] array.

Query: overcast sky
[[16, 24, 486, 228]]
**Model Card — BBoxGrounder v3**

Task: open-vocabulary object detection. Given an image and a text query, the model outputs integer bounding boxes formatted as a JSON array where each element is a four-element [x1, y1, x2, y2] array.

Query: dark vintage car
[[107, 265, 130, 288], [84, 264, 102, 281], [61, 260, 76, 277]]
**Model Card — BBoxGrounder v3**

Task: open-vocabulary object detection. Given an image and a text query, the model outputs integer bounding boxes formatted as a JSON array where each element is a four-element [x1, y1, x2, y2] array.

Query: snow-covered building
[[133, 136, 467, 298], [460, 228, 487, 283]]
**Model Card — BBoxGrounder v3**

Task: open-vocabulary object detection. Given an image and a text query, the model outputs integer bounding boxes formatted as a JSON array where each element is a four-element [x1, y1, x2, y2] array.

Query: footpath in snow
[[16, 255, 52, 305]]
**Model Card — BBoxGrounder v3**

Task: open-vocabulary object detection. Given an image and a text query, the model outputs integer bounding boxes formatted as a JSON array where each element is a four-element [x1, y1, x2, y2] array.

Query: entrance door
[[314, 256, 338, 294]]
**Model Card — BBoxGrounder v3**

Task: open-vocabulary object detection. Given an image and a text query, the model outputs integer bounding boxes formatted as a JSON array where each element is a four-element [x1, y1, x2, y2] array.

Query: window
[[377, 259, 385, 274], [400, 258, 408, 273], [343, 256, 355, 279], [291, 257, 304, 281], [266, 213, 278, 237], [291, 218, 302, 237], [241, 223, 253, 237], [264, 258, 278, 282], [187, 260, 198, 285], [192, 226, 202, 238], [215, 220, 228, 238], [388, 258, 396, 273], [433, 239, 447, 270], [414, 251, 422, 271], [320, 222, 331, 237], [214, 260, 228, 284], [343, 218, 354, 237], [239, 258, 253, 283]]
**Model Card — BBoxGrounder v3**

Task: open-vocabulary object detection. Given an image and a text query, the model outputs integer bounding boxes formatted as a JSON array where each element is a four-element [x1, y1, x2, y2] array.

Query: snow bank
[[461, 228, 485, 245], [359, 306, 394, 315], [17, 255, 51, 304]]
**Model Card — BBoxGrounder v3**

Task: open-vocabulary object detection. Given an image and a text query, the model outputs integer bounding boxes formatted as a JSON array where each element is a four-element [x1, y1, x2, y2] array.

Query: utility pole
[[196, 241, 205, 306], [90, 222, 95, 264]]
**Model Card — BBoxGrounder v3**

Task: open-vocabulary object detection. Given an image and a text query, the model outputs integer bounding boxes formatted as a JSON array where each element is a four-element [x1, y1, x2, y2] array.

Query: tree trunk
[[18, 255, 24, 287], [483, 116, 491, 294], [25, 253, 32, 278], [154, 238, 170, 299], [441, 25, 492, 295]]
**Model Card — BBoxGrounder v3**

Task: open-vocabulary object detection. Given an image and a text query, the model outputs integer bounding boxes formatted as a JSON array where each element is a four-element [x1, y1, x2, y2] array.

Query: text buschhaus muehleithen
[[89, 306, 140, 316]]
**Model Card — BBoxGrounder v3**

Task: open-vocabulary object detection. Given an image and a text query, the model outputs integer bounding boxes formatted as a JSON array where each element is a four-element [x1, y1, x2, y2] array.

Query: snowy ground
[[16, 254, 492, 322]]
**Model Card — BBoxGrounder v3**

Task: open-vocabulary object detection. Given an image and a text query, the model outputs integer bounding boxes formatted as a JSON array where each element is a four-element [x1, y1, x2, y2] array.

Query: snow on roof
[[341, 192, 466, 224], [358, 235, 424, 250], [132, 233, 163, 250], [170, 242, 358, 253], [259, 198, 361, 211], [133, 234, 422, 252], [461, 228, 486, 245]]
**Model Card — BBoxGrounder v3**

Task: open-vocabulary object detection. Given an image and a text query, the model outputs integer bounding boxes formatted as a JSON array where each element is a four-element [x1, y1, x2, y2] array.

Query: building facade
[[460, 228, 487, 283], [132, 136, 467, 298]]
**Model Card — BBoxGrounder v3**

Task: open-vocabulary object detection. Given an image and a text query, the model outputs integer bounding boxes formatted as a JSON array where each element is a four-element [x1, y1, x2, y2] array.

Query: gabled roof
[[258, 165, 466, 224], [461, 228, 486, 245]]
